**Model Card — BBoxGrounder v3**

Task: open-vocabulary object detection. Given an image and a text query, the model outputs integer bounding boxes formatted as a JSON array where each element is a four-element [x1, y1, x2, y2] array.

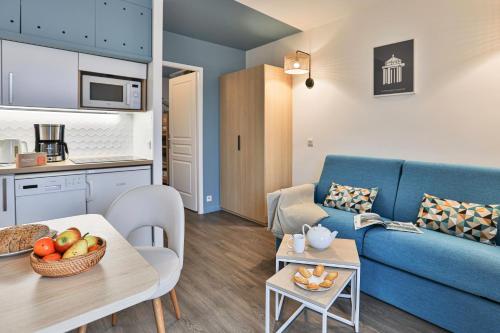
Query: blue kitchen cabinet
[[96, 0, 152, 59], [21, 0, 95, 47], [0, 0, 20, 33], [124, 0, 152, 9]]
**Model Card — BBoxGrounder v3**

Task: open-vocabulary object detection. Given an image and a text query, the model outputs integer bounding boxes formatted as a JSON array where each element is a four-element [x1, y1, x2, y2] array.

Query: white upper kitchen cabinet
[[0, 175, 15, 228], [1, 41, 78, 108]]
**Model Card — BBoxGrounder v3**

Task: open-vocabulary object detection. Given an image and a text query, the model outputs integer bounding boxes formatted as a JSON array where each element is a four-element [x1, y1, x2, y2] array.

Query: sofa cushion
[[363, 226, 500, 303], [323, 182, 379, 214], [393, 161, 500, 245], [316, 155, 403, 219], [417, 193, 499, 245], [318, 204, 389, 251]]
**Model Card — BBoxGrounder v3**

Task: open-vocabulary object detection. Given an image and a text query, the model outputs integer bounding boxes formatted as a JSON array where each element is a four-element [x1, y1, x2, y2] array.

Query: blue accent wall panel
[[163, 31, 246, 213]]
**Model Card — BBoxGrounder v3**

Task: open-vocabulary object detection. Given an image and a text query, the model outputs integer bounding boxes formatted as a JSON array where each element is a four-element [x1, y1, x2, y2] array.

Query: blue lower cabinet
[[0, 0, 20, 33], [21, 0, 95, 47], [96, 0, 152, 59]]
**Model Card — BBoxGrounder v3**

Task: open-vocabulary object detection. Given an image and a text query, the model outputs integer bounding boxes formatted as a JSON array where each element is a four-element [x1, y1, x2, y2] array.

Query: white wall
[[246, 0, 500, 185], [148, 0, 164, 184]]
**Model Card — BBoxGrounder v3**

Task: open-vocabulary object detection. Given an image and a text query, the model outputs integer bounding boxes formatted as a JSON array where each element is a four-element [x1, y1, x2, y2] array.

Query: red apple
[[67, 227, 82, 238], [54, 229, 81, 253]]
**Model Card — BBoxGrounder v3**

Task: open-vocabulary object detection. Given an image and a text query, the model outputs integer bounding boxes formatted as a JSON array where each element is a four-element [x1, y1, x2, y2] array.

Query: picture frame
[[373, 39, 414, 96]]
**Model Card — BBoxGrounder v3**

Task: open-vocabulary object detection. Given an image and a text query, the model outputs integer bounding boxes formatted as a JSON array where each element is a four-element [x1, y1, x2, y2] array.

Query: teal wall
[[163, 31, 246, 213]]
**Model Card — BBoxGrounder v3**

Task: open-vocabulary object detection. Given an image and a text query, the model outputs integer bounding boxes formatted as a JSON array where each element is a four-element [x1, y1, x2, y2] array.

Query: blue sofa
[[288, 155, 500, 332]]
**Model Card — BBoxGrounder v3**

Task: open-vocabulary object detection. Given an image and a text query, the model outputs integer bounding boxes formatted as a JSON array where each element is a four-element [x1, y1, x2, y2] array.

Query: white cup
[[287, 234, 306, 253]]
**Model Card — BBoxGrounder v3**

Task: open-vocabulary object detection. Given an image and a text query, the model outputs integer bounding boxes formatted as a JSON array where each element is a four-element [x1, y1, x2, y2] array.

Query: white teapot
[[302, 224, 338, 250]]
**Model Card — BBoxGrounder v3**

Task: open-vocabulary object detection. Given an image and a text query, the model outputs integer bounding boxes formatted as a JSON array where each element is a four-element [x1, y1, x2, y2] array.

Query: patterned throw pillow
[[416, 193, 499, 246], [323, 182, 378, 214]]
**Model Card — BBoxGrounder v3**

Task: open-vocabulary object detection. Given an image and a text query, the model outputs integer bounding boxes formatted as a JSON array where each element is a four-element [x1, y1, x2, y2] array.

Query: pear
[[84, 234, 98, 248], [62, 239, 88, 259]]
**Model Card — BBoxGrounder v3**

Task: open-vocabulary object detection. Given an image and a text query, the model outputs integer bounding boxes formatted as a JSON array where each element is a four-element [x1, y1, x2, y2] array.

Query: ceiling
[[236, 0, 377, 31], [163, 0, 301, 50]]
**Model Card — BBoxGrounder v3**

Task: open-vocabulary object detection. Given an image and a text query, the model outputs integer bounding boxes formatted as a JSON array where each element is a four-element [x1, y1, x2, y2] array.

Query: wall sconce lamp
[[284, 50, 314, 89]]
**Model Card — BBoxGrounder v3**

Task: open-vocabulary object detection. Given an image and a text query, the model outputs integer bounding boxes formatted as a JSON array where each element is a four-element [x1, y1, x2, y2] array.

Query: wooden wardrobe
[[220, 64, 292, 225]]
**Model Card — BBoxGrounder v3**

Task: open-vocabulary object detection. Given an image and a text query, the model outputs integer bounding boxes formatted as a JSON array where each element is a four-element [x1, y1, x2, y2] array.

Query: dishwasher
[[15, 172, 87, 224]]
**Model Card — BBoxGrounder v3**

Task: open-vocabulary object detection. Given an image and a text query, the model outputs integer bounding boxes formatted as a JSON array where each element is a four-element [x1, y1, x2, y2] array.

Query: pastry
[[325, 272, 339, 281], [319, 280, 333, 288], [0, 224, 50, 254], [298, 267, 312, 278], [313, 264, 324, 277], [307, 283, 319, 290], [294, 275, 309, 285]]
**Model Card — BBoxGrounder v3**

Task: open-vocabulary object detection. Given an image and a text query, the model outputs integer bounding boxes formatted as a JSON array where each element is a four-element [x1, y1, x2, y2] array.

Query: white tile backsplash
[[0, 110, 134, 157]]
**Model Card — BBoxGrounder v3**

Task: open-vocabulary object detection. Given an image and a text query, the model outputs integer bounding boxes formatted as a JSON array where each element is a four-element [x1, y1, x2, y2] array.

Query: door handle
[[2, 178, 7, 212], [126, 83, 131, 105], [8, 72, 13, 105], [237, 135, 240, 151]]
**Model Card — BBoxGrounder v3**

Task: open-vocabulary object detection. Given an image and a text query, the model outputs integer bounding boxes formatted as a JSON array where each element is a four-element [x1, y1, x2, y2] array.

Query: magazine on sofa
[[353, 213, 423, 234]]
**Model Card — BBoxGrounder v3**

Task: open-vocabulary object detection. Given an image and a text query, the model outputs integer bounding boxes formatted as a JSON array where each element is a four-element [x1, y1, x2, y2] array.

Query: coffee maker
[[34, 124, 69, 162]]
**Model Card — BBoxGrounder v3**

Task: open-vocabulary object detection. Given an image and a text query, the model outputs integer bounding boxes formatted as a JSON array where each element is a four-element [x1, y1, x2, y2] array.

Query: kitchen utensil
[[0, 139, 28, 163], [302, 224, 338, 250], [287, 233, 306, 253]]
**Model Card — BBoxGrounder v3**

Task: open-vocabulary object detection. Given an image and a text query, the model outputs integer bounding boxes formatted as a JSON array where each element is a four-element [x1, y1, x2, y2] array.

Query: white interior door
[[169, 72, 198, 211]]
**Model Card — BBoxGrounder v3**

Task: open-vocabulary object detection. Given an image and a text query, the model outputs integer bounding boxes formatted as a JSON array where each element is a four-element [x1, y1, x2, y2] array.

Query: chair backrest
[[105, 185, 185, 266]]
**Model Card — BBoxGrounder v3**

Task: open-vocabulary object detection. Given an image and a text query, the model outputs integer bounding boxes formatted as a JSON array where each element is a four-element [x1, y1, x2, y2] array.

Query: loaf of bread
[[0, 224, 50, 254]]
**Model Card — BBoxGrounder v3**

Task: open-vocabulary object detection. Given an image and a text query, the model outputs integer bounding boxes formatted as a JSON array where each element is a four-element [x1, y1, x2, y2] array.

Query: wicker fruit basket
[[30, 238, 106, 277]]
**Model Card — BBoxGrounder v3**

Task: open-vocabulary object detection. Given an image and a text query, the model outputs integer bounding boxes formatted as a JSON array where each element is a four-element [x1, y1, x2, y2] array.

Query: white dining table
[[0, 214, 159, 333]]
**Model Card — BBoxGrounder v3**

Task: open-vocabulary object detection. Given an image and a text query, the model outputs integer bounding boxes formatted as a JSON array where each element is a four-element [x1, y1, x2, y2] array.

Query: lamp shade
[[284, 52, 309, 75]]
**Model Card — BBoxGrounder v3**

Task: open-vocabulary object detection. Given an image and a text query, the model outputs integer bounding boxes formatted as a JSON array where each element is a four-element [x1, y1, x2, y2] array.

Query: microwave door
[[81, 75, 131, 109]]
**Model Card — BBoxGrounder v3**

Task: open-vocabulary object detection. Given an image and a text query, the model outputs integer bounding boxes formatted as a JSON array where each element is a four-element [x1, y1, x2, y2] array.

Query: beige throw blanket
[[267, 184, 328, 239]]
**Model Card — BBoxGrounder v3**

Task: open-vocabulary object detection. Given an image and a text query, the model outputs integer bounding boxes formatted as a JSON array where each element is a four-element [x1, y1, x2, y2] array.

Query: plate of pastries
[[293, 265, 339, 291]]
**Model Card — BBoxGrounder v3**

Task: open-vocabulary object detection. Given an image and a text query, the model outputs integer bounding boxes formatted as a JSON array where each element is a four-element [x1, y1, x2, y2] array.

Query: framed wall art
[[374, 39, 414, 96]]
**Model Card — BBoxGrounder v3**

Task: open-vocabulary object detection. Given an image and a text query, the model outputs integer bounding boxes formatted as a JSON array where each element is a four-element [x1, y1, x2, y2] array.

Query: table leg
[[275, 260, 280, 320], [355, 267, 360, 332], [266, 286, 270, 333], [350, 276, 355, 323], [322, 311, 328, 333]]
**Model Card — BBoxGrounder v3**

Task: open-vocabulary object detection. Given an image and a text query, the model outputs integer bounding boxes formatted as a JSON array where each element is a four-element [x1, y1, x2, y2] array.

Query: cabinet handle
[[237, 135, 240, 151], [8, 73, 13, 105], [2, 178, 7, 212], [86, 180, 94, 202]]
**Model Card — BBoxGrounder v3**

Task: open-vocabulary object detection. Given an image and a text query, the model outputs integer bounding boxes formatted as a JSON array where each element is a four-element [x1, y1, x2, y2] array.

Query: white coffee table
[[266, 263, 356, 333], [275, 235, 361, 332]]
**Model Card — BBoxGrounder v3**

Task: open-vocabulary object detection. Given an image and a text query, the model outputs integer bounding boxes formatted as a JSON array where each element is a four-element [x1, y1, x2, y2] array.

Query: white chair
[[105, 185, 185, 333]]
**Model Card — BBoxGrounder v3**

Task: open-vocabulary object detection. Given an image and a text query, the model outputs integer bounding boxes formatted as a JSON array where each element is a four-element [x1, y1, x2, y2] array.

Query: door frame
[[162, 61, 204, 214]]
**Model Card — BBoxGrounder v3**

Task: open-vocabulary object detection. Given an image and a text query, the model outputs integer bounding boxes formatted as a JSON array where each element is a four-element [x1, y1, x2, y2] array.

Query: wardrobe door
[[220, 70, 243, 214], [239, 66, 266, 224], [264, 65, 293, 196]]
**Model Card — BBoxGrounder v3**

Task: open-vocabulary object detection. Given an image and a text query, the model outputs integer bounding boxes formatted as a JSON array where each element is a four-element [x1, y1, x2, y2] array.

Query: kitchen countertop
[[0, 159, 153, 175]]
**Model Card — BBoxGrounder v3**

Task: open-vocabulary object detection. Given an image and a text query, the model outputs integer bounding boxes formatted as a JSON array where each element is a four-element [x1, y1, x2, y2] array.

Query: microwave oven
[[81, 74, 143, 110]]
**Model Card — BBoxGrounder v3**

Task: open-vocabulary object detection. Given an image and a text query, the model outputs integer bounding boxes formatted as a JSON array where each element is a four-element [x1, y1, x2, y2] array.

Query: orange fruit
[[33, 237, 56, 257], [42, 252, 62, 262]]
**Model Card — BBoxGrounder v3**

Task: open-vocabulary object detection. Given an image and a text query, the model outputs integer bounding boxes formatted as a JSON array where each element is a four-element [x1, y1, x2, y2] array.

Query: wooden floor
[[75, 210, 447, 333]]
